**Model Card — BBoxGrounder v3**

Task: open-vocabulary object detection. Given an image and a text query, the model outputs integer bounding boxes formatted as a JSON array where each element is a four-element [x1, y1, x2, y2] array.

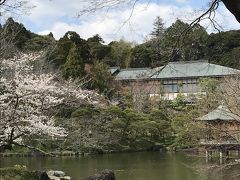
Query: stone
[[60, 176, 71, 180], [47, 170, 55, 176], [84, 169, 115, 180], [45, 170, 71, 180], [48, 175, 60, 180], [54, 171, 65, 177]]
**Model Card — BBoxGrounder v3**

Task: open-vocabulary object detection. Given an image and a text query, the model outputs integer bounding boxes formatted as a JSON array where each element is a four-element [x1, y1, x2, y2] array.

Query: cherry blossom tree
[[0, 52, 102, 152]]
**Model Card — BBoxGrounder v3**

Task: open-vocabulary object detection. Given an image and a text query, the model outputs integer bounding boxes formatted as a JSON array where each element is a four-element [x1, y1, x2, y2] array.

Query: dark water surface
[[0, 152, 229, 180]]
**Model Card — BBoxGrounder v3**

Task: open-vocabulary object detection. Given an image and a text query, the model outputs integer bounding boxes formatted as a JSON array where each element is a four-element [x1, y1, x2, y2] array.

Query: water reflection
[[0, 152, 239, 180]]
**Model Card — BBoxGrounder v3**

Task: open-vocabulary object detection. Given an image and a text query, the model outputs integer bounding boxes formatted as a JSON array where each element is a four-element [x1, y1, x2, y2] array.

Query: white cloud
[[35, 3, 196, 43], [22, 1, 240, 43], [176, 0, 190, 4]]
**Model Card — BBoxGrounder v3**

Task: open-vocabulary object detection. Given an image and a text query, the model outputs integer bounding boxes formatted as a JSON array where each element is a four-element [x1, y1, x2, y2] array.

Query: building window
[[164, 84, 173, 93], [173, 84, 178, 93], [182, 84, 188, 92], [162, 78, 201, 93]]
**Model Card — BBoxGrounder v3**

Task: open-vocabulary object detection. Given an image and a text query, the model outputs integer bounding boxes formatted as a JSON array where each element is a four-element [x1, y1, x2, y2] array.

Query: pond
[[0, 152, 236, 180]]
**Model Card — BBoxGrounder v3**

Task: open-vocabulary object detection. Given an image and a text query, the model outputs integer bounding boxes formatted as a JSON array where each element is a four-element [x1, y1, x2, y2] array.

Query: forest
[[2, 17, 240, 70]]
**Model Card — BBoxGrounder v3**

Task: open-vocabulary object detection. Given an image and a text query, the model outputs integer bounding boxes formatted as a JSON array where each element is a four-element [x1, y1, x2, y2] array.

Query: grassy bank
[[0, 165, 39, 180]]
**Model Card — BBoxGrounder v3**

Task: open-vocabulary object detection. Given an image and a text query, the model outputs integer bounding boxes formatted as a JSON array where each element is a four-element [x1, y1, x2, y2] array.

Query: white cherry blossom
[[0, 52, 101, 151]]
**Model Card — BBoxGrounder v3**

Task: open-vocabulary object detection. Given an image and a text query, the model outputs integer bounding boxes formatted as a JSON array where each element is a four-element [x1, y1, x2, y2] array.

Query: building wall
[[117, 77, 215, 100]]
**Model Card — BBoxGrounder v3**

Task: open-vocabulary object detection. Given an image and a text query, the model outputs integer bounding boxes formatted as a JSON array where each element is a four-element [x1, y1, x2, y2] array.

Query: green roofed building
[[111, 60, 240, 100], [115, 68, 155, 80]]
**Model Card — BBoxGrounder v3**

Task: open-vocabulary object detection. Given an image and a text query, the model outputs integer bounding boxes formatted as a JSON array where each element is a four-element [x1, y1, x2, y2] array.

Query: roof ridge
[[208, 62, 240, 71], [169, 60, 209, 64], [120, 67, 152, 71]]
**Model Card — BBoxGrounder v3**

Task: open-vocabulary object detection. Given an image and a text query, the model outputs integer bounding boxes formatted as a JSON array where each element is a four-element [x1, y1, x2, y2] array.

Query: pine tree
[[150, 16, 165, 39], [149, 16, 166, 66], [88, 62, 113, 95], [63, 44, 85, 79]]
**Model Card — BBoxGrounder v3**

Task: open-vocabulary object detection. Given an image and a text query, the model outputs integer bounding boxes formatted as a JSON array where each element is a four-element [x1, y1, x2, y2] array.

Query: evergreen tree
[[87, 34, 111, 61], [47, 35, 73, 67], [1, 17, 31, 51], [206, 30, 240, 66], [131, 43, 153, 68], [161, 20, 208, 62], [88, 62, 114, 95], [48, 32, 54, 38], [64, 31, 91, 63], [149, 16, 166, 67], [47, 31, 91, 68], [107, 40, 132, 68], [63, 44, 85, 79], [88, 34, 104, 44], [150, 16, 165, 39]]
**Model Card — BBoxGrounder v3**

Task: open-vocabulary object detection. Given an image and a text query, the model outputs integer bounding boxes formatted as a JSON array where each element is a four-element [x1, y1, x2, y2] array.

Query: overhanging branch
[[13, 142, 54, 156], [222, 0, 240, 23], [0, 0, 6, 6]]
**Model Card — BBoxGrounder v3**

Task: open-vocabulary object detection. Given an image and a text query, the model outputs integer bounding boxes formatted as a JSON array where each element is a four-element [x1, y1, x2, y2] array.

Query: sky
[[1, 0, 240, 43]]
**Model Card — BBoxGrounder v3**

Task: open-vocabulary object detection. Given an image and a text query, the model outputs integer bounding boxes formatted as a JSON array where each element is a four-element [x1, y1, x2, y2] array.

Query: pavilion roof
[[197, 105, 240, 122]]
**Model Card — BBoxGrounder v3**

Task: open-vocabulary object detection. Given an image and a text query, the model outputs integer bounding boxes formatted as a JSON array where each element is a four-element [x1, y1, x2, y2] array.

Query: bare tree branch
[[0, 0, 7, 6], [12, 141, 54, 156]]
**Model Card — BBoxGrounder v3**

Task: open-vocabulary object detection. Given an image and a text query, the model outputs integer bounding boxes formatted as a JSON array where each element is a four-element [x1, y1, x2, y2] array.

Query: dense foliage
[[63, 44, 85, 79], [27, 96, 206, 154], [0, 18, 54, 57], [2, 18, 240, 71]]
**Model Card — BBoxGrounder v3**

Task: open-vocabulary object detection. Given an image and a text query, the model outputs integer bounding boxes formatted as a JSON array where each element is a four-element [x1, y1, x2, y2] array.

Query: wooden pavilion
[[197, 105, 240, 162]]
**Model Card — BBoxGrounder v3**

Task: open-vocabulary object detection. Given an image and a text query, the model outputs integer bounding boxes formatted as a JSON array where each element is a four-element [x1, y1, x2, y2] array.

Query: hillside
[[1, 18, 240, 94]]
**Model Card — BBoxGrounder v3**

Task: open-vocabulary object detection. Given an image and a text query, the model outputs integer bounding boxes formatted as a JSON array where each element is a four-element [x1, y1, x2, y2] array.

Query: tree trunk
[[222, 0, 240, 23]]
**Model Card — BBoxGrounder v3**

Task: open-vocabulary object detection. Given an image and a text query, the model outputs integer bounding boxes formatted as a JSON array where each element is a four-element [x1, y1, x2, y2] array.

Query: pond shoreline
[[0, 151, 77, 157], [0, 148, 200, 158]]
